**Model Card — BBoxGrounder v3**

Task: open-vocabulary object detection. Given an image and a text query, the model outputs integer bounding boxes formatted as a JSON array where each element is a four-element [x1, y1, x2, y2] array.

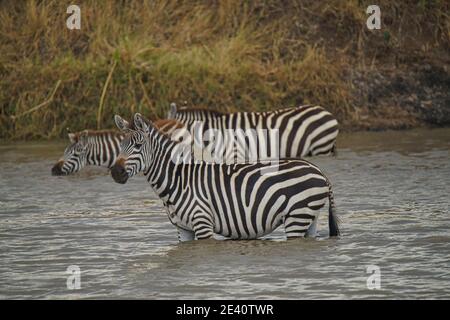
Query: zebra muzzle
[[51, 161, 65, 176], [111, 163, 128, 184]]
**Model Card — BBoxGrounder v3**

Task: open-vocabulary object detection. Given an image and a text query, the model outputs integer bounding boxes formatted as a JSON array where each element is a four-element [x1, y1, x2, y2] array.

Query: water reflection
[[0, 128, 449, 299]]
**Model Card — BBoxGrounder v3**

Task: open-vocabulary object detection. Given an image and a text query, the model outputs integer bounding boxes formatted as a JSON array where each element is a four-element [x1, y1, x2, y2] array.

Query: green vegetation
[[1, 0, 449, 139]]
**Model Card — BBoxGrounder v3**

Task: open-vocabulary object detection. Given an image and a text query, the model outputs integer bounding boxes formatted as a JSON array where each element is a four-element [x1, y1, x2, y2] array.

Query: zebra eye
[[135, 143, 143, 150]]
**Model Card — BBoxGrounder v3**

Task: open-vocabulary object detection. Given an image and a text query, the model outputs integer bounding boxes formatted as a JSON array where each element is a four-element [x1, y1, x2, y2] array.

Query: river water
[[0, 128, 449, 299]]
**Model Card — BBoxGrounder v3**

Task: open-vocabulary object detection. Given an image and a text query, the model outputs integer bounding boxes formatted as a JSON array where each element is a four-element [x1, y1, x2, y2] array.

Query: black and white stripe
[[51, 130, 124, 175], [111, 113, 340, 241], [167, 104, 339, 160], [51, 120, 185, 176]]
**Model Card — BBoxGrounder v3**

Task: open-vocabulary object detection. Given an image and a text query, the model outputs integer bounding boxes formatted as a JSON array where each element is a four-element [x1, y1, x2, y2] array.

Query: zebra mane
[[153, 119, 184, 131], [125, 116, 185, 139], [176, 107, 225, 116], [70, 130, 123, 142], [176, 105, 315, 116], [123, 114, 175, 146]]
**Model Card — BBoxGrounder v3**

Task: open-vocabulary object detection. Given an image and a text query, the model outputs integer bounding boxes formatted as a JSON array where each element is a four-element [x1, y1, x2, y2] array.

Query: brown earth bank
[[348, 62, 450, 131], [0, 1, 449, 140]]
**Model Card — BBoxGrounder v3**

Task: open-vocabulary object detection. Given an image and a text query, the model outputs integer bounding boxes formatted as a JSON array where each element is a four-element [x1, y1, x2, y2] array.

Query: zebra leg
[[306, 211, 320, 238], [192, 212, 214, 240], [331, 142, 338, 157], [177, 227, 195, 242], [284, 207, 317, 239]]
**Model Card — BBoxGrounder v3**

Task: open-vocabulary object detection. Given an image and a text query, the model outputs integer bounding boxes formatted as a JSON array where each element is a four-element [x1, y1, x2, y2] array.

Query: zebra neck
[[146, 154, 181, 202], [144, 130, 181, 200], [85, 143, 110, 167], [82, 134, 121, 168], [86, 151, 107, 167]]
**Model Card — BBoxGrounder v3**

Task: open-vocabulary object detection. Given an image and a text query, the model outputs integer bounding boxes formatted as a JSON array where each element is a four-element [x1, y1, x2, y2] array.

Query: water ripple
[[1, 129, 449, 299]]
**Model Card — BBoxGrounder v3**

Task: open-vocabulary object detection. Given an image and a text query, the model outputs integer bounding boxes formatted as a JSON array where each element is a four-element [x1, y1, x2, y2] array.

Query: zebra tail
[[331, 142, 338, 157], [327, 181, 341, 237]]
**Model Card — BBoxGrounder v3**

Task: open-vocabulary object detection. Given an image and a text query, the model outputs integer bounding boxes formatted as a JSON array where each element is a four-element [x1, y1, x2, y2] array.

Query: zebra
[[167, 103, 339, 161], [110, 113, 340, 241], [51, 119, 184, 176]]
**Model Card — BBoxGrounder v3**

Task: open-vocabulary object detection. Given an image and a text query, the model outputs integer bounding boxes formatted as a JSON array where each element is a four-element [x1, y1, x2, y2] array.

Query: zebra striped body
[[52, 130, 124, 175], [168, 104, 339, 160], [51, 119, 184, 175], [111, 113, 340, 240]]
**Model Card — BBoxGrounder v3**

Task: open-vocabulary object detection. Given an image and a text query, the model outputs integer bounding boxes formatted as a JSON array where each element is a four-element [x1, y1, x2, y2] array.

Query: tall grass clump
[[0, 0, 448, 139]]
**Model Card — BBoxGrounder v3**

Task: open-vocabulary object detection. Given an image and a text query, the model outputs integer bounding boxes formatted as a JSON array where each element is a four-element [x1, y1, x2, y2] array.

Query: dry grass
[[0, 0, 448, 139]]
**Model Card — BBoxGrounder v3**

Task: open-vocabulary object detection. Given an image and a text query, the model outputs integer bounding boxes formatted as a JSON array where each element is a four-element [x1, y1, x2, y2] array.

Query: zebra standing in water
[[111, 113, 340, 241], [51, 119, 185, 175], [51, 130, 124, 176], [167, 103, 339, 160]]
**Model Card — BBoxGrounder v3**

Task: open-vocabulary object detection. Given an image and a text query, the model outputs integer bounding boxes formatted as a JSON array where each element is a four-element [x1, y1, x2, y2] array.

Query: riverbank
[[1, 1, 449, 140]]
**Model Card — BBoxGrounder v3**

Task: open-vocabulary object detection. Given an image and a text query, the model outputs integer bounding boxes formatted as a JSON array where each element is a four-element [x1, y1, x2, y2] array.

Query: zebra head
[[51, 131, 89, 176], [111, 114, 152, 184]]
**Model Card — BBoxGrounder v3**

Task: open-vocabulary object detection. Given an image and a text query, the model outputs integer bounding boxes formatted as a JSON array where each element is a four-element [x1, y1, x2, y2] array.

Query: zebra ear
[[114, 115, 130, 132], [68, 133, 77, 143], [168, 103, 177, 119], [79, 130, 89, 147], [133, 113, 150, 134]]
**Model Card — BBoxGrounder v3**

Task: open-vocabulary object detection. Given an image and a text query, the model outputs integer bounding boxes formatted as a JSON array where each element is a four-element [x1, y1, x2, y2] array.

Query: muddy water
[[0, 128, 449, 299]]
